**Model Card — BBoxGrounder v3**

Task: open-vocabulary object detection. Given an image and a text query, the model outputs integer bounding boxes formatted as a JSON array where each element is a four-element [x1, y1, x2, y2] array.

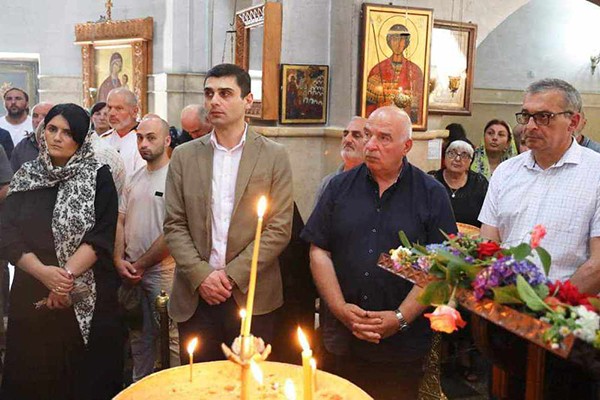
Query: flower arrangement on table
[[387, 225, 600, 350]]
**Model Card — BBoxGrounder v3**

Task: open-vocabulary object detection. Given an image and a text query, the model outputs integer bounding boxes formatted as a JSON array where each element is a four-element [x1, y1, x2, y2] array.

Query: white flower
[[558, 326, 571, 336], [572, 306, 600, 343], [390, 247, 412, 263]]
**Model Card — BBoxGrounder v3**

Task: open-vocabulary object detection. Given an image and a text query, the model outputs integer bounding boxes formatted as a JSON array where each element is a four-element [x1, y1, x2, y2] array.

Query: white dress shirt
[[479, 140, 600, 282], [209, 126, 247, 270], [101, 128, 146, 178]]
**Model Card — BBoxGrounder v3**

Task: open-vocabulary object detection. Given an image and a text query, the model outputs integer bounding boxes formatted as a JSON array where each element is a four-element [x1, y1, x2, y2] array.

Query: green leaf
[[413, 243, 428, 255], [398, 231, 412, 249], [533, 284, 549, 300], [435, 250, 470, 267], [516, 275, 553, 312], [588, 297, 600, 313], [535, 246, 552, 276], [447, 261, 463, 283], [461, 264, 484, 280], [491, 285, 523, 304], [429, 263, 446, 279], [418, 281, 450, 306], [510, 243, 532, 261]]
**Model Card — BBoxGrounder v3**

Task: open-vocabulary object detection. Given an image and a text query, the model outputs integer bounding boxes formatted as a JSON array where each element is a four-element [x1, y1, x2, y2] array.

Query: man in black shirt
[[302, 106, 456, 399]]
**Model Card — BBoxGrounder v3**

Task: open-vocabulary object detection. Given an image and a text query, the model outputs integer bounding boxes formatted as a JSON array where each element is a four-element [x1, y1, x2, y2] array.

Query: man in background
[[0, 88, 32, 148], [102, 87, 146, 177], [178, 104, 212, 144], [573, 109, 600, 153], [314, 116, 367, 203], [115, 116, 179, 381], [11, 102, 53, 171]]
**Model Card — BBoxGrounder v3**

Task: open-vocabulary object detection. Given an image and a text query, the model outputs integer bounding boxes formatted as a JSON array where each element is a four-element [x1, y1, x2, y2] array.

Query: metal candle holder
[[222, 335, 272, 400]]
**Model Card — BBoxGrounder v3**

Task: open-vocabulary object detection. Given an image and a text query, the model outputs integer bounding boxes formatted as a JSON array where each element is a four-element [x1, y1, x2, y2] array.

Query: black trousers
[[323, 351, 425, 400], [177, 297, 279, 363]]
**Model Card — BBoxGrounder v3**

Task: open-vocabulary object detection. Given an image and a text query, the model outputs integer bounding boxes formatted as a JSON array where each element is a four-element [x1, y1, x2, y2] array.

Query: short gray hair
[[107, 87, 138, 107], [526, 78, 582, 112], [181, 104, 208, 122], [446, 140, 474, 158]]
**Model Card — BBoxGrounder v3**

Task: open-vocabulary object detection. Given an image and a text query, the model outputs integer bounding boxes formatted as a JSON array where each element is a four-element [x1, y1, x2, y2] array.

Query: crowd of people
[[0, 65, 598, 400]]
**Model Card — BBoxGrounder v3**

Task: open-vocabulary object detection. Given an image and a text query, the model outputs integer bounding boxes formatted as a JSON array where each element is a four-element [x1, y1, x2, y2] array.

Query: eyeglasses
[[515, 111, 573, 126], [446, 150, 472, 160]]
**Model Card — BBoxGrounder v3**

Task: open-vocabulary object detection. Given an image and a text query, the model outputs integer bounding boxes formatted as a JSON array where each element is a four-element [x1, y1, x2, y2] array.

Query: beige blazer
[[164, 129, 293, 323]]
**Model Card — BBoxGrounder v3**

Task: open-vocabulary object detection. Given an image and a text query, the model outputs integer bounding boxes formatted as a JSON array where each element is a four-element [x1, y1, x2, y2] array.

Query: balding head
[[31, 102, 54, 130], [364, 106, 413, 179], [136, 117, 171, 167], [181, 104, 212, 139], [107, 88, 139, 134]]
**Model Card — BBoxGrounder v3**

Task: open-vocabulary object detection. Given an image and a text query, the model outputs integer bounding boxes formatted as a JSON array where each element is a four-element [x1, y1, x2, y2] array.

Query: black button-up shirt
[[301, 161, 457, 362]]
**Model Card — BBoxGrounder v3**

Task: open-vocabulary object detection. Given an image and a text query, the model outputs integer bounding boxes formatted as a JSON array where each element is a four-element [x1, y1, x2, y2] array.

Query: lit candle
[[284, 379, 297, 400], [239, 309, 247, 336], [250, 359, 264, 387], [310, 358, 317, 392], [187, 337, 198, 382], [242, 196, 267, 337], [297, 327, 313, 400]]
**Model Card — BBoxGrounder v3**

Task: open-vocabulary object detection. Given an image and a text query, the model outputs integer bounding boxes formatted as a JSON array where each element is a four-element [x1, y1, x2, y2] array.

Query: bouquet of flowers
[[388, 225, 600, 349]]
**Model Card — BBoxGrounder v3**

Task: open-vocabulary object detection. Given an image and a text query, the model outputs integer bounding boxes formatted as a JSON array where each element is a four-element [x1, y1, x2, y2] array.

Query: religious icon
[[359, 4, 433, 131], [94, 46, 134, 103], [75, 17, 153, 114], [280, 64, 329, 124]]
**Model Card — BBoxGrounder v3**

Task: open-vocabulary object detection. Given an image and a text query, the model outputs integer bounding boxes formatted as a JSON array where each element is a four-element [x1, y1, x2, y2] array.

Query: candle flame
[[187, 337, 198, 355], [240, 309, 246, 319], [297, 326, 310, 352], [250, 359, 263, 385], [284, 378, 297, 400], [257, 196, 267, 218]]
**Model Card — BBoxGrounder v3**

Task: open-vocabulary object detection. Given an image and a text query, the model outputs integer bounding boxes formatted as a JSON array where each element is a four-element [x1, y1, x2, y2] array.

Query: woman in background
[[433, 140, 488, 227], [471, 119, 516, 179]]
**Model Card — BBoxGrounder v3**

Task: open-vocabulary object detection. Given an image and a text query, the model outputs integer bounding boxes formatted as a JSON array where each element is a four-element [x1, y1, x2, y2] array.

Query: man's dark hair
[[90, 101, 107, 115], [3, 87, 29, 102], [204, 63, 251, 97]]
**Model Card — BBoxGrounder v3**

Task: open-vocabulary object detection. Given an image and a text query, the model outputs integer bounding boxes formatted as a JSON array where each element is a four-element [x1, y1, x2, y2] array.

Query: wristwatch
[[395, 308, 409, 332]]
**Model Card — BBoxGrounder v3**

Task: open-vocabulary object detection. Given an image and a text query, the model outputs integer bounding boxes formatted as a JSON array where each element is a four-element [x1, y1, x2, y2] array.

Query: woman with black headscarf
[[0, 103, 123, 399]]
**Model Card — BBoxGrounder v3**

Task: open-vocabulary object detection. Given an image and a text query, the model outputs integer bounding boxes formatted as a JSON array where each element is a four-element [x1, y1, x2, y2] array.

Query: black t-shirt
[[433, 169, 489, 227]]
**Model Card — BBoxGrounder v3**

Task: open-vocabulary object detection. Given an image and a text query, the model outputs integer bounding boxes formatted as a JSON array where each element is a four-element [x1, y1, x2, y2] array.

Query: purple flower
[[471, 256, 546, 300]]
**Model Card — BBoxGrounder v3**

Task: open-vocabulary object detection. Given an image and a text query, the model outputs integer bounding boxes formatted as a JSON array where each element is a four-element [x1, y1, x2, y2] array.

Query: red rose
[[477, 241, 502, 258], [548, 280, 598, 309]]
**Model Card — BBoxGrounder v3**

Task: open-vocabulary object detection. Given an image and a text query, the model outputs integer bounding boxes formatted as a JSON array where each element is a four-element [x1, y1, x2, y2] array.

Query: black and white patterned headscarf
[[9, 111, 100, 345]]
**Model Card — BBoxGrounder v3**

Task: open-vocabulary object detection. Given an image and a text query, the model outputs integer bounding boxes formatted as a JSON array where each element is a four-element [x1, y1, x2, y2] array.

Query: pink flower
[[530, 225, 547, 249], [424, 305, 467, 333]]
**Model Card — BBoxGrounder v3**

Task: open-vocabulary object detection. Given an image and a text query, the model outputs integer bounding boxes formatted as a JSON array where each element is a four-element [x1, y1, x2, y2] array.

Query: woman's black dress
[[0, 166, 124, 400], [433, 169, 489, 228]]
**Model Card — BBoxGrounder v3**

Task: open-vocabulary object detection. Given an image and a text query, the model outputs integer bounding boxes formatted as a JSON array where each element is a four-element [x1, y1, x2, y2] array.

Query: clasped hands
[[115, 258, 144, 285], [335, 303, 401, 344], [39, 265, 74, 310], [198, 270, 233, 305]]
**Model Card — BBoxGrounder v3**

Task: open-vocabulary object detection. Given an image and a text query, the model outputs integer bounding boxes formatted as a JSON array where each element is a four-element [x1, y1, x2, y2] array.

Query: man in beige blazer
[[164, 63, 293, 362]]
